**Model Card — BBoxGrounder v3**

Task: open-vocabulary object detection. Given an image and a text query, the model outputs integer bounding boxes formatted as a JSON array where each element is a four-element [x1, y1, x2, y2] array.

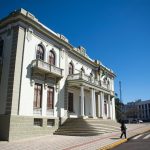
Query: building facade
[[0, 9, 116, 141], [124, 99, 150, 122]]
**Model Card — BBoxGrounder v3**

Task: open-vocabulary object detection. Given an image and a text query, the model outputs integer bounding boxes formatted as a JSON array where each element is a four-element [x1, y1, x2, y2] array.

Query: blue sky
[[0, 0, 150, 103]]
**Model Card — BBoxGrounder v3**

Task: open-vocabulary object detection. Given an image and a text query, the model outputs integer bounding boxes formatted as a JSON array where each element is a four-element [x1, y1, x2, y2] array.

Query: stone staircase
[[54, 118, 120, 136]]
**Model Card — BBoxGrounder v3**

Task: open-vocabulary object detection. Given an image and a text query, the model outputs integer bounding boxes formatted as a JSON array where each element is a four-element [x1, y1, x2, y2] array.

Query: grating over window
[[47, 119, 54, 127], [34, 118, 43, 126]]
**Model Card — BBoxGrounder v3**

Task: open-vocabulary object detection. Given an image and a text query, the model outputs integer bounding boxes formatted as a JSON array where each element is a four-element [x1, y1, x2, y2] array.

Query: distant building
[[124, 99, 150, 122]]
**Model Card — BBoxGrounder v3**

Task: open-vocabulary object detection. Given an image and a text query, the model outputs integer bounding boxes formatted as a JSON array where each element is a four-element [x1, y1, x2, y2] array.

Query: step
[[54, 132, 104, 136], [60, 124, 120, 130], [54, 118, 120, 136]]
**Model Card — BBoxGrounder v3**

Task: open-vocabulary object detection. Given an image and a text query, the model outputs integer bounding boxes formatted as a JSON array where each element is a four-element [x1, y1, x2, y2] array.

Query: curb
[[99, 139, 127, 150], [99, 128, 150, 150]]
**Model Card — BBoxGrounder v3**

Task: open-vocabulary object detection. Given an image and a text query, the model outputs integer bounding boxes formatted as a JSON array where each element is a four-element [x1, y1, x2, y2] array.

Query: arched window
[[36, 45, 44, 60], [104, 77, 107, 84], [49, 50, 55, 65], [69, 62, 74, 75], [0, 39, 4, 57]]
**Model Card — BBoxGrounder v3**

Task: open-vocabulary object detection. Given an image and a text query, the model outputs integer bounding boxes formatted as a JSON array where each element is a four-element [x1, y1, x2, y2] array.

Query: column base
[[79, 116, 87, 119], [107, 117, 111, 119], [88, 116, 97, 119]]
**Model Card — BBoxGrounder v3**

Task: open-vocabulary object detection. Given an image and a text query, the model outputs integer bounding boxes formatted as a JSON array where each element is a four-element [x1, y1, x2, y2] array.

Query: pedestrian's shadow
[[110, 138, 121, 140]]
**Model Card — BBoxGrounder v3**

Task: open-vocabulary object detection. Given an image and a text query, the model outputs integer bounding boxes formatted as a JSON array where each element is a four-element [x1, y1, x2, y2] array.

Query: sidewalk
[[0, 123, 149, 150]]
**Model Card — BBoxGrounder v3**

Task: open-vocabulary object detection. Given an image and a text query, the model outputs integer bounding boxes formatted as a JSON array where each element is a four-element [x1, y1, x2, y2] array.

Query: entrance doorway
[[68, 92, 73, 112]]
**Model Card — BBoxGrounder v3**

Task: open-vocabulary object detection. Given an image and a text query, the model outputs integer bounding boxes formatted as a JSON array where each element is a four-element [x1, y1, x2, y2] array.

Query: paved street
[[112, 131, 150, 150], [0, 123, 149, 150]]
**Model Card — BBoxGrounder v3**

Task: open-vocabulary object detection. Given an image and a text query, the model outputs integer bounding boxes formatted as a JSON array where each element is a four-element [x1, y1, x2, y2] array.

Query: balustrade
[[31, 59, 63, 77], [67, 73, 111, 90]]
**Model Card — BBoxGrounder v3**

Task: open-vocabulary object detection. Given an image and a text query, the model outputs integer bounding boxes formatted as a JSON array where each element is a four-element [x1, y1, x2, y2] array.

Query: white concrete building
[[124, 99, 150, 122], [0, 9, 116, 141]]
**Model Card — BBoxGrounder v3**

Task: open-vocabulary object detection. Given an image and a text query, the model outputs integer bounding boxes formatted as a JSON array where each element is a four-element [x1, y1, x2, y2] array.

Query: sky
[[0, 0, 150, 103]]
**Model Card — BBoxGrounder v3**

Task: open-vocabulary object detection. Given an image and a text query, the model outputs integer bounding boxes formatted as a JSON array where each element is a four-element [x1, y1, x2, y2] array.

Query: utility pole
[[119, 81, 124, 119]]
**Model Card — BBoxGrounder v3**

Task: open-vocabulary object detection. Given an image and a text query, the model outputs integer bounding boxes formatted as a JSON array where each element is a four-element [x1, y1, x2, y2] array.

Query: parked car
[[138, 120, 143, 123], [131, 119, 138, 123]]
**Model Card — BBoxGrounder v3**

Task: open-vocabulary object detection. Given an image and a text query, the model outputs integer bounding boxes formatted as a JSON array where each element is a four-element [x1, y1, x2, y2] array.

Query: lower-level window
[[68, 92, 73, 112], [34, 83, 42, 108], [34, 118, 43, 126], [47, 119, 55, 127]]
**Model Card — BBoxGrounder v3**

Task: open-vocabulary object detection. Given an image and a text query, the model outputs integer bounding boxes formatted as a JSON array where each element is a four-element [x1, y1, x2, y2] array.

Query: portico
[[67, 73, 115, 120]]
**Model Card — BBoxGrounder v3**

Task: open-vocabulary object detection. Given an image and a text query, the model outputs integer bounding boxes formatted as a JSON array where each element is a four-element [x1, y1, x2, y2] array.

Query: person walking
[[120, 121, 127, 138]]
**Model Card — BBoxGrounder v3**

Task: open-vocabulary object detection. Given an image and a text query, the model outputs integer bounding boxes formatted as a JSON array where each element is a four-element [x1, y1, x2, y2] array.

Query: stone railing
[[31, 59, 63, 77], [67, 73, 111, 90]]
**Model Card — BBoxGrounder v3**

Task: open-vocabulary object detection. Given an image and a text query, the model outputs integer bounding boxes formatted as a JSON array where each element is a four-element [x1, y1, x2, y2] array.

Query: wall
[[0, 27, 13, 114], [19, 26, 60, 117]]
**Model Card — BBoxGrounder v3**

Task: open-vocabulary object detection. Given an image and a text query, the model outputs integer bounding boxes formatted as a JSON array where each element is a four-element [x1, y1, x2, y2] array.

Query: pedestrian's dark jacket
[[121, 123, 127, 132]]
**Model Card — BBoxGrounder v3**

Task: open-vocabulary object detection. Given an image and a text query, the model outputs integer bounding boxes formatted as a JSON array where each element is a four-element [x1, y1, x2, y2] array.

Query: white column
[[90, 88, 96, 118], [90, 88, 94, 117], [93, 89, 96, 117], [42, 85, 47, 116], [54, 86, 58, 117], [100, 92, 104, 118], [108, 95, 111, 119], [80, 85, 84, 117], [112, 97, 116, 120], [97, 93, 101, 118]]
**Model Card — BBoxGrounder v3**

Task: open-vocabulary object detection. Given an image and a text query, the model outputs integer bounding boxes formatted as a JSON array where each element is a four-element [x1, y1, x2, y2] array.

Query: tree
[[115, 93, 124, 122]]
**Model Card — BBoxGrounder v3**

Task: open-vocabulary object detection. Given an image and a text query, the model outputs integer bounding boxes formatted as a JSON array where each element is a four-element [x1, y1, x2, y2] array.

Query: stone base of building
[[0, 115, 59, 141]]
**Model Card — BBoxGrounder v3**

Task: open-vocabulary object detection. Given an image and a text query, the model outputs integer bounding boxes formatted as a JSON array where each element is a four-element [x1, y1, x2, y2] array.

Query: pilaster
[[80, 85, 84, 117], [100, 92, 104, 118]]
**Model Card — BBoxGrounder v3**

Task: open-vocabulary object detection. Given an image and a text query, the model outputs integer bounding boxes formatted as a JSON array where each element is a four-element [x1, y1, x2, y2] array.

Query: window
[[81, 67, 85, 73], [34, 118, 43, 126], [49, 50, 55, 65], [34, 83, 42, 108], [36, 45, 44, 60], [69, 62, 74, 74], [47, 119, 55, 127], [47, 86, 54, 109], [0, 39, 4, 57], [68, 92, 73, 112], [104, 77, 107, 84]]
